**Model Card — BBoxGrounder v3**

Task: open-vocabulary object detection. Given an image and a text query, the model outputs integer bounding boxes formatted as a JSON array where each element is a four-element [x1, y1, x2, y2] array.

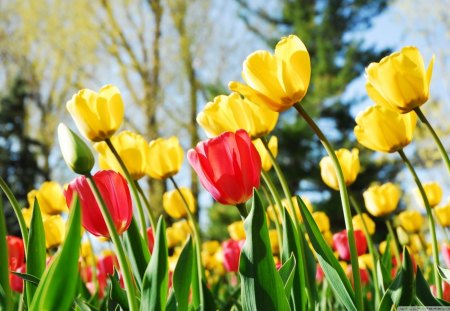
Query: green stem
[[105, 139, 149, 246], [86, 174, 138, 311], [414, 107, 450, 176], [349, 194, 380, 306], [0, 176, 29, 252], [294, 103, 363, 310], [385, 219, 402, 269], [398, 149, 442, 298], [135, 180, 157, 232], [260, 184, 283, 254], [169, 177, 205, 307], [261, 171, 285, 221]]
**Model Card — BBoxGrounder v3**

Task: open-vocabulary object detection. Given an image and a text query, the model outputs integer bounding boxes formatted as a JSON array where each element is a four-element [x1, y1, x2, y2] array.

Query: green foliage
[[0, 196, 12, 311], [205, 202, 241, 241]]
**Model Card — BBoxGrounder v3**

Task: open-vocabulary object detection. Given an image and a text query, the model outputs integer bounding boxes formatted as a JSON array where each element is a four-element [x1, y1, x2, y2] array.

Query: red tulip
[[346, 266, 370, 286], [222, 239, 244, 272], [333, 229, 367, 261], [10, 263, 25, 293], [65, 170, 133, 237], [6, 236, 25, 270], [147, 227, 155, 254], [443, 243, 450, 268], [188, 130, 261, 205], [97, 253, 118, 277]]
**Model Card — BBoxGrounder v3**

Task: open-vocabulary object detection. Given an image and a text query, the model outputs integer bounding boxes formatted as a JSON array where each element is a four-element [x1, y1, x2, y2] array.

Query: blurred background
[[0, 0, 449, 241]]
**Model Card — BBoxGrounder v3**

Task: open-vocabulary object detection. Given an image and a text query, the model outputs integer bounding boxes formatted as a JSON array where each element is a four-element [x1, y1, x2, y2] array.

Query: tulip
[[97, 251, 118, 277], [163, 187, 196, 219], [43, 215, 65, 249], [354, 106, 416, 153], [398, 210, 424, 233], [363, 183, 401, 217], [27, 181, 67, 215], [333, 230, 367, 261], [379, 240, 396, 256], [147, 136, 184, 180], [222, 239, 243, 273], [435, 202, 450, 227], [414, 181, 442, 208], [94, 131, 150, 180], [227, 221, 246, 241], [65, 170, 133, 237], [366, 46, 434, 114], [229, 35, 311, 112], [312, 212, 330, 233], [316, 264, 324, 283], [358, 254, 374, 271], [320, 148, 360, 190], [81, 242, 96, 266], [6, 236, 24, 270], [443, 244, 450, 268], [268, 229, 279, 254], [147, 227, 155, 254], [197, 92, 278, 138], [66, 85, 124, 142], [346, 266, 370, 286], [188, 130, 261, 205], [10, 263, 25, 293], [352, 213, 375, 235], [252, 136, 278, 172]]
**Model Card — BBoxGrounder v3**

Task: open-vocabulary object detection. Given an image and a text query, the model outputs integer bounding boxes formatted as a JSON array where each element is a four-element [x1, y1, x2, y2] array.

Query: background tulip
[[366, 46, 434, 114], [320, 148, 360, 190], [363, 183, 401, 217], [65, 170, 133, 237], [252, 136, 278, 172], [187, 130, 261, 205], [354, 106, 416, 153], [352, 213, 375, 235], [67, 85, 124, 142], [227, 221, 246, 241], [312, 211, 330, 233], [333, 230, 367, 261], [27, 181, 67, 215], [95, 131, 150, 180], [414, 181, 442, 208], [435, 202, 450, 227], [163, 187, 196, 219], [43, 215, 65, 249], [197, 92, 278, 138], [6, 236, 24, 270], [229, 35, 310, 112], [147, 136, 184, 180], [398, 210, 424, 233], [222, 239, 243, 273]]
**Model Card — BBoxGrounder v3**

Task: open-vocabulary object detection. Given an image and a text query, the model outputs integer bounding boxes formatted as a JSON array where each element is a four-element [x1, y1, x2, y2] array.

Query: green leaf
[[381, 235, 392, 274], [109, 274, 129, 310], [278, 254, 296, 297], [141, 216, 168, 310], [239, 190, 290, 311], [376, 259, 392, 295], [165, 290, 177, 311], [379, 247, 415, 310], [415, 268, 443, 306], [438, 266, 450, 282], [0, 196, 12, 311], [173, 236, 194, 311], [29, 196, 82, 311], [74, 297, 94, 311], [26, 199, 47, 305], [123, 217, 150, 289], [298, 193, 356, 311], [11, 272, 40, 285]]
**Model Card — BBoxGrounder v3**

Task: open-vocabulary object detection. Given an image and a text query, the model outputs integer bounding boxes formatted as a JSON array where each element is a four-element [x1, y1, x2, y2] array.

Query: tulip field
[[2, 34, 450, 311]]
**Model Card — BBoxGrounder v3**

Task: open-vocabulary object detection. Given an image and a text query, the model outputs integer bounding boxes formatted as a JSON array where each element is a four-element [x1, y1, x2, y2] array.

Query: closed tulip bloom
[[163, 187, 196, 219], [354, 106, 417, 153], [435, 202, 450, 227], [320, 148, 360, 190], [197, 92, 278, 138], [366, 46, 435, 114], [67, 85, 124, 142], [363, 183, 401, 217], [6, 236, 25, 270], [333, 230, 367, 261], [222, 239, 243, 273], [252, 136, 278, 172], [229, 35, 311, 112], [352, 213, 376, 235], [269, 229, 279, 254], [312, 212, 330, 233], [27, 181, 68, 215], [147, 136, 184, 180], [64, 170, 133, 237], [398, 210, 424, 233], [188, 130, 261, 205], [414, 181, 443, 208], [227, 221, 246, 241], [43, 215, 65, 249], [94, 131, 150, 180]]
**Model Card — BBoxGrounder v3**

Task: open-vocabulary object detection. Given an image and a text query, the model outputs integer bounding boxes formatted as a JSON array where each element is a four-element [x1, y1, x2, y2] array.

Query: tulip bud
[[414, 181, 443, 208], [58, 123, 94, 175], [398, 210, 424, 233], [352, 213, 375, 235], [227, 221, 246, 241], [435, 201, 450, 227], [320, 148, 360, 190]]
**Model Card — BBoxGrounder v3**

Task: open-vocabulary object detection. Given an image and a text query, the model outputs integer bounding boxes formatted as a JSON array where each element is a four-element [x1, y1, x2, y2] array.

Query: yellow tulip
[[43, 215, 65, 249], [252, 136, 278, 172], [227, 221, 246, 241], [81, 242, 96, 265], [229, 35, 311, 112], [319, 148, 360, 190], [366, 46, 435, 114], [94, 131, 150, 180], [379, 240, 396, 255], [268, 229, 279, 254], [398, 210, 424, 233], [434, 202, 450, 227], [323, 230, 333, 247], [414, 181, 442, 208], [27, 181, 68, 215], [163, 187, 196, 219], [166, 227, 182, 248], [363, 183, 401, 217], [358, 254, 374, 271], [147, 136, 184, 179], [172, 219, 192, 238], [202, 240, 221, 255], [354, 106, 417, 153], [312, 211, 330, 233], [352, 213, 375, 235], [66, 85, 124, 142], [22, 207, 34, 228], [266, 204, 282, 224], [197, 92, 278, 138]]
